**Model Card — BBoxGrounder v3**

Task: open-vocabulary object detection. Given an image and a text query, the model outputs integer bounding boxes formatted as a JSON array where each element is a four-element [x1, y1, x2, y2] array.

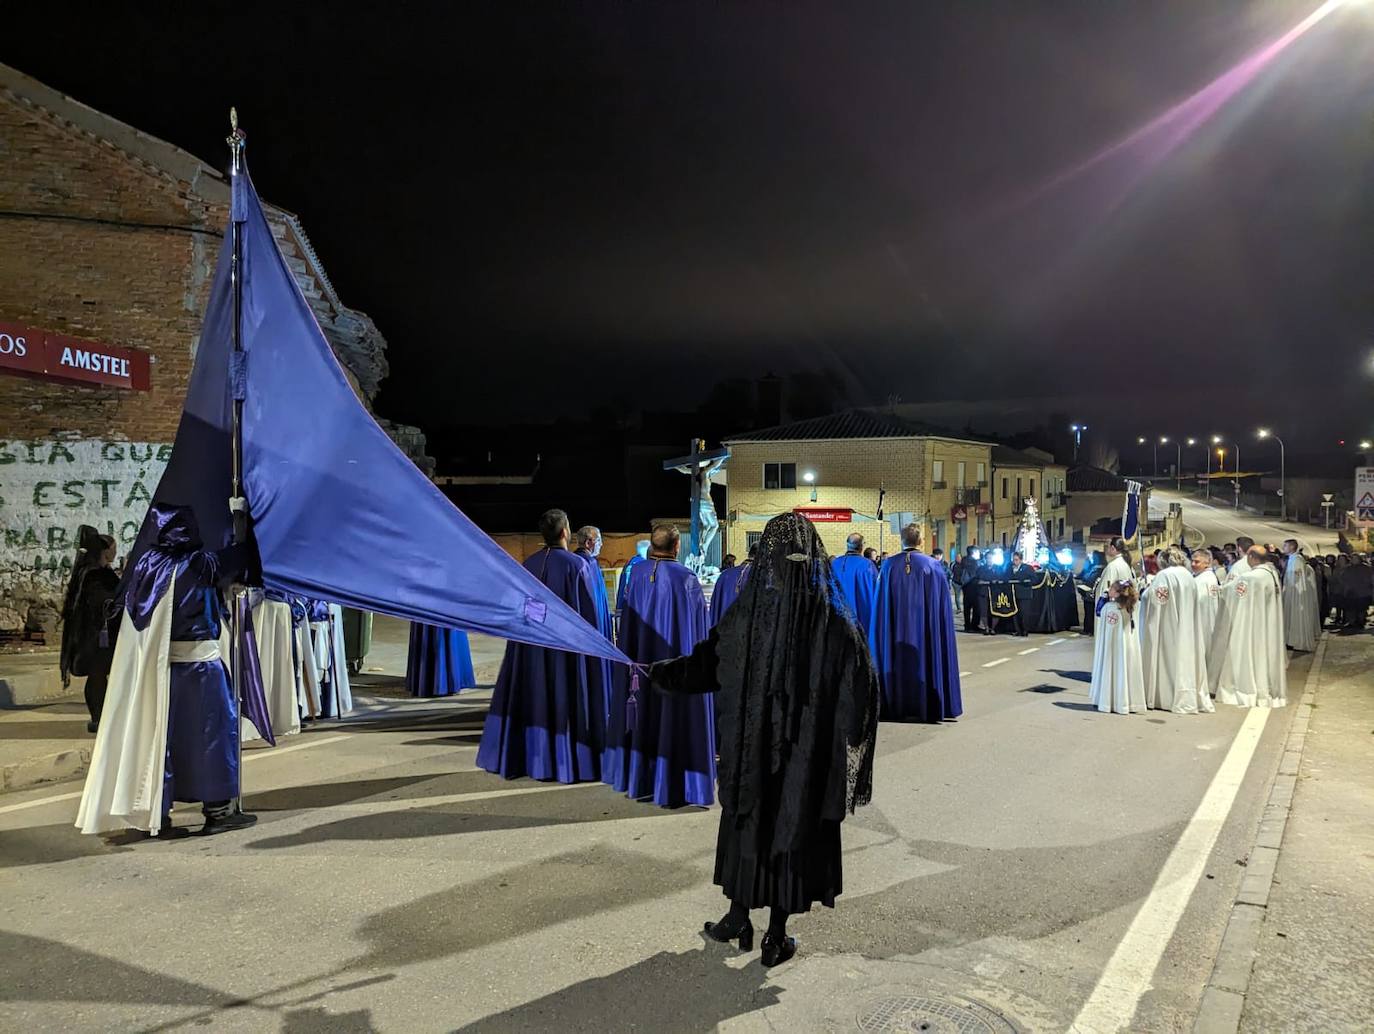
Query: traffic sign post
[[1355, 468, 1374, 527]]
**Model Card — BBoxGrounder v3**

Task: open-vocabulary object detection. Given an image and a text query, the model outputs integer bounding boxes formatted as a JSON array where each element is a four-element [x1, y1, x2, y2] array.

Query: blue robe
[[710, 562, 750, 628], [615, 554, 647, 615], [406, 623, 477, 697], [476, 547, 609, 782], [575, 550, 615, 703], [605, 556, 715, 806], [831, 552, 878, 634], [869, 549, 963, 722], [120, 508, 249, 808]]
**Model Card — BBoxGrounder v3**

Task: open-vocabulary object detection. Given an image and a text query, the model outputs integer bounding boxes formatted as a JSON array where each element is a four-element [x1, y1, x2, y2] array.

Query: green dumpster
[[341, 607, 373, 674]]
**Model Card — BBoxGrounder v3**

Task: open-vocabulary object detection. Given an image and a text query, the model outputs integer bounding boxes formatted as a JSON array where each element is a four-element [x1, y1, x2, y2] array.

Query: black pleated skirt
[[713, 809, 843, 914]]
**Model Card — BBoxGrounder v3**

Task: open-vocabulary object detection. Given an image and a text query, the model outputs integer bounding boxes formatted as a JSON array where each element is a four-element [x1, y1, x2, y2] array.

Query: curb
[[1192, 634, 1327, 1034], [0, 743, 94, 794]]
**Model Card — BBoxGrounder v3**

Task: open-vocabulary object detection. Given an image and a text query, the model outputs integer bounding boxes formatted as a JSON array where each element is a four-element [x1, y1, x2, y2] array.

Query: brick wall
[[723, 439, 926, 558]]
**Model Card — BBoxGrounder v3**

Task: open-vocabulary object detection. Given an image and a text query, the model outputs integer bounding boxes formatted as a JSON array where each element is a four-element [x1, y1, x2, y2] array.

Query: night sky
[[7, 1, 1373, 452]]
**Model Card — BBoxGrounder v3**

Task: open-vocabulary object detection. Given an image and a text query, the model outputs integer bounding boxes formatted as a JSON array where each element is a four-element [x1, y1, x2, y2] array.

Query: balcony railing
[[954, 486, 981, 505]]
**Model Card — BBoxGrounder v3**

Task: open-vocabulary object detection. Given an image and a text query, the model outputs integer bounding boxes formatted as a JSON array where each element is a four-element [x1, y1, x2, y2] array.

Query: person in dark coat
[[1007, 551, 1037, 637], [650, 512, 880, 968], [60, 527, 121, 733]]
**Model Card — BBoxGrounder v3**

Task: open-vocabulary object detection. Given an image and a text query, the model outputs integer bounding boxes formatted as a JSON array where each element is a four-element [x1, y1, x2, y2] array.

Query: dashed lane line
[[1017, 647, 1039, 655], [982, 658, 1009, 668], [1048, 638, 1066, 646]]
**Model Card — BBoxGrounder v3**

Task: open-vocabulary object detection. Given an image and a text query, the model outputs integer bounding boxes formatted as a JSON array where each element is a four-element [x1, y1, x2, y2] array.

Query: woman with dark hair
[[650, 512, 880, 967], [60, 527, 120, 732]]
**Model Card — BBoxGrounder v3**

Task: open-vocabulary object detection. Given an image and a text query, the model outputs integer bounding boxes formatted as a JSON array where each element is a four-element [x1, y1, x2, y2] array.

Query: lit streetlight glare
[[1257, 428, 1271, 440], [802, 470, 816, 483], [1361, 440, 1373, 450], [1186, 438, 1197, 446]]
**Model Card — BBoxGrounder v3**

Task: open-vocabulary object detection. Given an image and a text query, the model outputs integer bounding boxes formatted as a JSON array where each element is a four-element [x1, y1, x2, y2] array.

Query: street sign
[[1356, 468, 1374, 526]]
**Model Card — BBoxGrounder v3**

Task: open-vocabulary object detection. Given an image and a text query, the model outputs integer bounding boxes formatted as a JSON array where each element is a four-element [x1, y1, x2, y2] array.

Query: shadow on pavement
[[244, 782, 691, 851], [1041, 669, 1092, 683], [0, 823, 137, 870], [243, 772, 495, 813], [1020, 683, 1070, 695], [452, 946, 780, 1032], [1051, 702, 1099, 712], [0, 929, 234, 1008], [351, 844, 711, 967]]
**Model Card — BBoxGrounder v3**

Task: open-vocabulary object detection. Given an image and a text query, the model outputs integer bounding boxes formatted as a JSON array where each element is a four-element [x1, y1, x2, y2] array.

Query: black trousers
[[963, 588, 981, 631], [83, 670, 109, 724]]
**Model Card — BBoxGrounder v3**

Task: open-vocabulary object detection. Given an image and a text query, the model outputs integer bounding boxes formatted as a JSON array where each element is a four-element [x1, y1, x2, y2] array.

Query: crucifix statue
[[663, 439, 730, 578]]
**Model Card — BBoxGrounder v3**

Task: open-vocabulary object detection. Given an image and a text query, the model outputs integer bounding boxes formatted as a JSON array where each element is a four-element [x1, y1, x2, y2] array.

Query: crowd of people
[[1087, 533, 1337, 716]]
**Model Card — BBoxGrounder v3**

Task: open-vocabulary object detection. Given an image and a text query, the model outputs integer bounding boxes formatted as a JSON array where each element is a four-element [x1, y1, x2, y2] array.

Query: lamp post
[[1070, 423, 1087, 461], [1231, 442, 1242, 510], [1161, 436, 1181, 490], [1208, 436, 1222, 500], [1257, 429, 1286, 522], [803, 469, 818, 504], [1137, 436, 1158, 478]]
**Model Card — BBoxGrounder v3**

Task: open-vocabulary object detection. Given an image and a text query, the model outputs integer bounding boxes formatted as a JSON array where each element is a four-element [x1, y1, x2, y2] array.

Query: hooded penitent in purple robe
[[406, 623, 478, 697], [476, 546, 609, 782], [831, 552, 878, 635], [868, 548, 963, 722], [604, 554, 714, 807]]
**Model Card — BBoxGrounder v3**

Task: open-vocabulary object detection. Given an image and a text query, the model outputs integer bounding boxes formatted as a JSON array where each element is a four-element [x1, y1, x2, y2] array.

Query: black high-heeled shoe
[[703, 918, 754, 951], [760, 932, 797, 967]]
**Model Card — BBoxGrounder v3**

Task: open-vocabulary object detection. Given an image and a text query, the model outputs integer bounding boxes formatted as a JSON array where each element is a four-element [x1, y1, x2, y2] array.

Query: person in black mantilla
[[649, 511, 880, 967]]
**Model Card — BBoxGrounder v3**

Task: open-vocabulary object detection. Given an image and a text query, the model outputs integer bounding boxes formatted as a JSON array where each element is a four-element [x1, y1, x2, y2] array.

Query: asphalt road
[[0, 498, 1314, 1032]]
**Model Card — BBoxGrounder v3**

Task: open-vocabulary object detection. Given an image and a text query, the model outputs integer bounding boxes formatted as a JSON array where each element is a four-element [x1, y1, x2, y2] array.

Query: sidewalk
[[1239, 631, 1374, 1032], [0, 615, 506, 795]]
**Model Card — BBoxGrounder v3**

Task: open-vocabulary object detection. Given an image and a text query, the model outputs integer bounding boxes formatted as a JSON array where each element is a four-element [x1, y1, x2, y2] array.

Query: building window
[[1001, 477, 1008, 499], [763, 462, 796, 490], [977, 462, 986, 485], [956, 461, 966, 488], [1058, 517, 1065, 538], [1001, 530, 1008, 547], [1030, 478, 1037, 499], [932, 460, 944, 483], [1016, 477, 1022, 501], [747, 530, 763, 551]]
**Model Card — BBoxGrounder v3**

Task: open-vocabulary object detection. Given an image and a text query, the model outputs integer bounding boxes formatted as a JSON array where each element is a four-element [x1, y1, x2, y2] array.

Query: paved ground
[[0, 501, 1351, 1033], [1240, 633, 1374, 1033]]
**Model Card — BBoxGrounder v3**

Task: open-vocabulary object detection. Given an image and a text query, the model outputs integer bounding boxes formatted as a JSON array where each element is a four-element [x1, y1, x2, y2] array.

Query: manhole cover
[[856, 994, 1017, 1034]]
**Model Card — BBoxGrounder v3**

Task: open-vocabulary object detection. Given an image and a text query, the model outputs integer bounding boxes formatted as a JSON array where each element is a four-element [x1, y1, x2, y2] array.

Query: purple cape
[[831, 552, 878, 635], [476, 547, 609, 782], [605, 557, 714, 807], [406, 623, 477, 697], [710, 562, 751, 628], [868, 550, 963, 722]]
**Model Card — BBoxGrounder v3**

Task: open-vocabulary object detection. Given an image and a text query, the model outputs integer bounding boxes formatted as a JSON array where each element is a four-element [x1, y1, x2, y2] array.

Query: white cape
[[243, 597, 301, 743], [1095, 555, 1134, 603], [1195, 568, 1221, 644], [1089, 601, 1145, 714], [1282, 555, 1319, 652], [1210, 563, 1287, 708], [1140, 565, 1212, 714], [328, 603, 354, 716], [76, 577, 175, 836]]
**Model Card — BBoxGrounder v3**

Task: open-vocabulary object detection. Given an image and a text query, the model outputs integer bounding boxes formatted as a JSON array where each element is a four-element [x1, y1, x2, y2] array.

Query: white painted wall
[[0, 438, 170, 622]]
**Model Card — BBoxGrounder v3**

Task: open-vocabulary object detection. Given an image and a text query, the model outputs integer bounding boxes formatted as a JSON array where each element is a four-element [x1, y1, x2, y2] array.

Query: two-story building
[[721, 409, 994, 560], [989, 446, 1070, 548]]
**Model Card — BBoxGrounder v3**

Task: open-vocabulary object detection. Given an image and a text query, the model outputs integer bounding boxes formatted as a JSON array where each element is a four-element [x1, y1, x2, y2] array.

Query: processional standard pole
[[227, 109, 249, 815]]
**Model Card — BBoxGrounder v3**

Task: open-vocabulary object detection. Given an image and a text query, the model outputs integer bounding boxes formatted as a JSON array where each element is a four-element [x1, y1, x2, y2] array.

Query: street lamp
[[1070, 423, 1087, 461], [1206, 435, 1222, 500], [1161, 436, 1181, 490], [803, 469, 818, 503], [1137, 436, 1158, 478], [1257, 429, 1286, 522], [1230, 441, 1242, 510]]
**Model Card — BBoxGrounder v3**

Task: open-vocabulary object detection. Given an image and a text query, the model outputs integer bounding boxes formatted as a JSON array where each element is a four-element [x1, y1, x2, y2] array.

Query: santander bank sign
[[0, 320, 150, 391]]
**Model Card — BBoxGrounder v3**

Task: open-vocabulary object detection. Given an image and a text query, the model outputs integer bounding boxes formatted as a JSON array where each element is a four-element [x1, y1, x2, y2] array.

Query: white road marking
[[0, 790, 82, 816], [983, 658, 1009, 668], [1071, 705, 1270, 1034], [1017, 647, 1039, 656], [960, 671, 973, 678], [1, 733, 351, 818], [245, 734, 349, 761], [1048, 638, 1066, 646]]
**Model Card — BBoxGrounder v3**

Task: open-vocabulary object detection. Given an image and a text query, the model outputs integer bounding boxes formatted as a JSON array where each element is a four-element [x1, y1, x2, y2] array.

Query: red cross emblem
[[1106, 610, 1119, 625], [1154, 586, 1170, 604], [1235, 581, 1247, 597]]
